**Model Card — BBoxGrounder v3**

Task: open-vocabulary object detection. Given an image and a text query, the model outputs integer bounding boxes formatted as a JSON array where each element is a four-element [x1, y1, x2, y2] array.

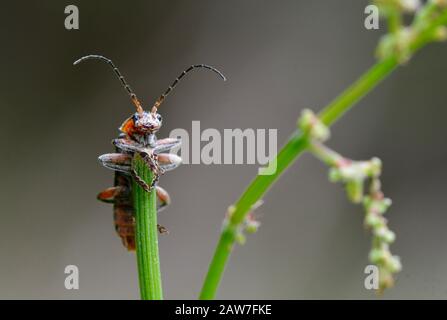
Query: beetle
[[74, 55, 226, 250]]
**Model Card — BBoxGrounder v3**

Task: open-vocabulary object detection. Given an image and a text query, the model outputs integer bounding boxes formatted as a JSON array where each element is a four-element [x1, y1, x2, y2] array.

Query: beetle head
[[120, 109, 162, 136]]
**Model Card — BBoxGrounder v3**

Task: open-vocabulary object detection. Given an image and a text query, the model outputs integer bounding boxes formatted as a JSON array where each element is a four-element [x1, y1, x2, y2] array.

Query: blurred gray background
[[0, 0, 446, 299]]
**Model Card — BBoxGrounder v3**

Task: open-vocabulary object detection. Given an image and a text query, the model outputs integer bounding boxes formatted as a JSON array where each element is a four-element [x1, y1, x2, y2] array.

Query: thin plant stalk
[[200, 7, 447, 300], [132, 154, 163, 300], [199, 60, 394, 300]]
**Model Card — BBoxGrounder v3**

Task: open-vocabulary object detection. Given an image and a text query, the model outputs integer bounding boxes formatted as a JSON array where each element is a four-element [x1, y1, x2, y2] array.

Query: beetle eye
[[156, 114, 162, 122]]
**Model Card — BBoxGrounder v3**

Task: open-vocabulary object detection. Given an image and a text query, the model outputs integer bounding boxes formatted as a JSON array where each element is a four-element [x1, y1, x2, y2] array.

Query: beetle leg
[[130, 151, 161, 193], [130, 167, 155, 193], [98, 153, 132, 174], [156, 185, 171, 212], [140, 151, 164, 175], [98, 185, 171, 212], [153, 138, 181, 154], [113, 137, 145, 153], [108, 140, 180, 192], [140, 151, 163, 191], [97, 186, 130, 203], [98, 185, 171, 211], [157, 153, 182, 172], [158, 224, 169, 234]]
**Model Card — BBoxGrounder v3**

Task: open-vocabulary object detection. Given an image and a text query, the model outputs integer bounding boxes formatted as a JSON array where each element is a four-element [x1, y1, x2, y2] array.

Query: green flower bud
[[368, 157, 382, 177], [245, 220, 260, 234], [346, 179, 364, 203], [379, 270, 394, 291], [329, 168, 342, 182], [369, 248, 387, 264], [387, 255, 402, 273], [376, 198, 392, 214], [298, 109, 330, 141], [375, 227, 396, 243], [235, 232, 246, 245], [434, 26, 447, 42], [377, 28, 413, 63], [376, 34, 396, 59], [365, 213, 383, 228], [297, 109, 312, 130], [363, 196, 372, 209]]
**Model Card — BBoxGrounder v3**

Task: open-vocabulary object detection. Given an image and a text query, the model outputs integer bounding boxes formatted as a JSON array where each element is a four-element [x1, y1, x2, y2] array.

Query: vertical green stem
[[132, 154, 163, 300]]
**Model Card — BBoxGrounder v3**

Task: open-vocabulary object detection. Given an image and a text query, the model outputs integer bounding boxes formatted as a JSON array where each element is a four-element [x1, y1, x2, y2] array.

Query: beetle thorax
[[132, 132, 157, 148]]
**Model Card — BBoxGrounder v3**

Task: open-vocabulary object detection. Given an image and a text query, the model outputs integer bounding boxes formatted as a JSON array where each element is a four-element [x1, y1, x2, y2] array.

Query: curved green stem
[[199, 59, 395, 300], [132, 154, 163, 300], [199, 7, 447, 300]]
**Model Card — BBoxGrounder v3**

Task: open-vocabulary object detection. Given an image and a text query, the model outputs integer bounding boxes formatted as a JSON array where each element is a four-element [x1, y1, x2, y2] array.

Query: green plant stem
[[388, 10, 402, 34], [199, 8, 447, 300], [199, 59, 395, 300], [132, 154, 163, 300]]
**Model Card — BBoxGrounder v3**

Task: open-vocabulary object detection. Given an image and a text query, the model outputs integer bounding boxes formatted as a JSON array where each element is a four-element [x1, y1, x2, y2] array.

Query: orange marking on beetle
[[97, 188, 116, 202], [119, 116, 136, 136]]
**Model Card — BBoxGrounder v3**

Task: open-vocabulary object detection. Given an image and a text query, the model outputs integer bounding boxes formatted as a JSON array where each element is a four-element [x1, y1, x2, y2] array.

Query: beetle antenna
[[151, 64, 226, 112], [74, 55, 144, 114]]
